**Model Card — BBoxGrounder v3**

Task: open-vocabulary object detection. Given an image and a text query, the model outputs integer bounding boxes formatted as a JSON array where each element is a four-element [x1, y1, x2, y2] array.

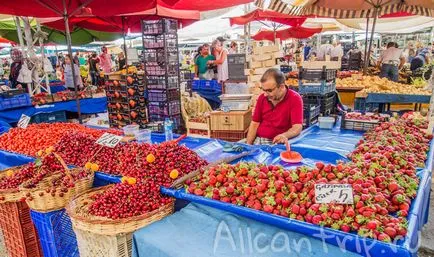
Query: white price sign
[[17, 114, 31, 129], [96, 133, 123, 148], [315, 184, 354, 204]]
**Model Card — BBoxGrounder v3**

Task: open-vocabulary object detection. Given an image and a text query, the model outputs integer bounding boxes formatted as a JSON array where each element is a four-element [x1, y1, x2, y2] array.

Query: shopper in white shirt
[[377, 42, 405, 82], [317, 42, 333, 61], [330, 40, 344, 61]]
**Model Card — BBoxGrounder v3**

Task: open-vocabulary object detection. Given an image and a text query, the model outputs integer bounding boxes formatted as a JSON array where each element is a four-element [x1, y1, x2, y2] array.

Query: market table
[[0, 97, 108, 124], [366, 93, 430, 113], [336, 87, 363, 107]]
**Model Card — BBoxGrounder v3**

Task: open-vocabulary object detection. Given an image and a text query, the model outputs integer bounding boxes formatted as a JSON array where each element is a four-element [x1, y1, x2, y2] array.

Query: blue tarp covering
[[0, 97, 107, 124], [366, 93, 430, 104], [49, 85, 67, 93], [132, 203, 361, 257]]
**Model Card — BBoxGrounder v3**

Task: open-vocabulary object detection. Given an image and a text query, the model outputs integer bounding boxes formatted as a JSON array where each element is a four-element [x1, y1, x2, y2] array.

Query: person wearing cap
[[246, 68, 303, 145], [99, 46, 112, 74], [377, 42, 405, 82]]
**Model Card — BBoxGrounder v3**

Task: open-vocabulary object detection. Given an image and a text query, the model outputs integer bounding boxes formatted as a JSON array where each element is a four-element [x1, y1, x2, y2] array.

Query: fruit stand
[[0, 116, 431, 257]]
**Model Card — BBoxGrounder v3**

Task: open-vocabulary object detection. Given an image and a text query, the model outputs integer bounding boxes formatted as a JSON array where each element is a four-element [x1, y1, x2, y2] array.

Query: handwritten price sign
[[17, 114, 31, 129], [315, 184, 354, 204], [96, 133, 123, 148]]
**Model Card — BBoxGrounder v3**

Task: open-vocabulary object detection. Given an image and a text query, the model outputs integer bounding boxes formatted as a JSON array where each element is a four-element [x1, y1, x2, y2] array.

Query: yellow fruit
[[169, 169, 179, 179], [146, 154, 156, 163], [45, 146, 54, 154], [36, 150, 44, 157], [127, 177, 137, 185], [85, 162, 92, 170], [90, 163, 99, 172], [121, 177, 128, 184], [6, 169, 14, 177]]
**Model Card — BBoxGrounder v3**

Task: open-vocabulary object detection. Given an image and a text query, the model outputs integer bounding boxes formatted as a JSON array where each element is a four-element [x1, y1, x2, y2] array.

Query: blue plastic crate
[[0, 93, 31, 111], [192, 80, 221, 92], [30, 209, 79, 257], [299, 81, 336, 95], [31, 111, 67, 124]]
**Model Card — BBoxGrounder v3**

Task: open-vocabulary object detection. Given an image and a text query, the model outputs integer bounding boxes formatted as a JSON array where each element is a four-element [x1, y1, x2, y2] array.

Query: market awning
[[252, 26, 322, 41], [39, 6, 200, 33], [265, 0, 434, 18], [0, 19, 122, 46], [229, 9, 306, 27], [0, 0, 182, 17]]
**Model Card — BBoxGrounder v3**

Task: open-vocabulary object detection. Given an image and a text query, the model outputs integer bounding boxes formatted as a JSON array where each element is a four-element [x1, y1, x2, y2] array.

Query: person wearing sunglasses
[[246, 68, 303, 145]]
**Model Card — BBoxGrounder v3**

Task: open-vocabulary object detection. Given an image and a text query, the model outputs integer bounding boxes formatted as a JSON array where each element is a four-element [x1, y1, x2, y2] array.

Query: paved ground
[[419, 179, 434, 257]]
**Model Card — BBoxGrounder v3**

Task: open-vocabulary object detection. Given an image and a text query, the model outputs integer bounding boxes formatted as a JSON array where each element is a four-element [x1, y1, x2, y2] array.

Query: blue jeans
[[90, 71, 99, 86], [380, 64, 399, 82]]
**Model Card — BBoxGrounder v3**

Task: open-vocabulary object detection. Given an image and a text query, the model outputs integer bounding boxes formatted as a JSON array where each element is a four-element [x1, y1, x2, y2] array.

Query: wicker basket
[[20, 169, 94, 213], [0, 165, 27, 204], [66, 185, 174, 257]]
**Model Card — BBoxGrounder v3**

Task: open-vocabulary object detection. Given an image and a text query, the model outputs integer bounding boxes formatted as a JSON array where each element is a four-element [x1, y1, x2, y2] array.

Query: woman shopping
[[64, 55, 83, 90], [209, 39, 228, 84]]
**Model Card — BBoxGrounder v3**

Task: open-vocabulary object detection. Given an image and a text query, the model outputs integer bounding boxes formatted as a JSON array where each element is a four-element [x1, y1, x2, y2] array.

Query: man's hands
[[272, 134, 287, 144]]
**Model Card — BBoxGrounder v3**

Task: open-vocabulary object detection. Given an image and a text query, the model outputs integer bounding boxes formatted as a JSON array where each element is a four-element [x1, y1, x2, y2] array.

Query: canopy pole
[[122, 16, 128, 68], [63, 0, 82, 124], [363, 17, 370, 75], [14, 17, 25, 53], [365, 8, 378, 75]]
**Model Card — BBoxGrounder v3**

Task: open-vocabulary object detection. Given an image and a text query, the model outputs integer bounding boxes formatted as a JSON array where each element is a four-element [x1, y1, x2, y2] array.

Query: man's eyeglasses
[[259, 85, 279, 93]]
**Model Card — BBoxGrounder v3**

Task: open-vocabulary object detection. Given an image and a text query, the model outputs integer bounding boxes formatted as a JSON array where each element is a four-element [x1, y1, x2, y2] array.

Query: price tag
[[17, 114, 30, 129], [314, 184, 354, 204], [96, 133, 123, 148]]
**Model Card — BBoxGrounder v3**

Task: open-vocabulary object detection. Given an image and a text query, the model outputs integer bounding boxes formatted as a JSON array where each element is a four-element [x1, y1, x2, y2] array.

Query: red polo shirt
[[252, 88, 303, 139]]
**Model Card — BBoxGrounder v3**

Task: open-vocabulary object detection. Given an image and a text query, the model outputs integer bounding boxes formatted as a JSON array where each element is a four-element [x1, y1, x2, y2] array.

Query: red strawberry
[[399, 202, 410, 212], [312, 215, 322, 225], [346, 207, 355, 217], [226, 186, 234, 194], [315, 162, 324, 170], [194, 189, 203, 196], [341, 224, 351, 233], [299, 207, 307, 215], [366, 220, 378, 230], [384, 227, 397, 238], [263, 205, 274, 213], [282, 198, 291, 208], [378, 233, 391, 242], [291, 204, 300, 214], [388, 182, 399, 192]]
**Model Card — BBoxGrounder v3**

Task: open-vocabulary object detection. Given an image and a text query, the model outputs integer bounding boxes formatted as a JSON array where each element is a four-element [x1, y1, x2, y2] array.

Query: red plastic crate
[[210, 129, 248, 142], [0, 201, 42, 257]]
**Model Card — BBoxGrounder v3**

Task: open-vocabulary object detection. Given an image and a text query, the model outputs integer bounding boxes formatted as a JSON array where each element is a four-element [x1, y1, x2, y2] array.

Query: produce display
[[186, 117, 431, 242], [336, 76, 431, 95], [54, 131, 208, 185], [88, 180, 172, 219], [344, 112, 388, 122], [0, 123, 121, 156]]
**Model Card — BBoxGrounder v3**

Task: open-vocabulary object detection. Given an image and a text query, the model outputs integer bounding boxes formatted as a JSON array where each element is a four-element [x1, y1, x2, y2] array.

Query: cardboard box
[[263, 59, 276, 67], [252, 54, 272, 62], [252, 67, 269, 75], [248, 74, 262, 83], [261, 44, 280, 53], [250, 61, 263, 69], [273, 51, 284, 59]]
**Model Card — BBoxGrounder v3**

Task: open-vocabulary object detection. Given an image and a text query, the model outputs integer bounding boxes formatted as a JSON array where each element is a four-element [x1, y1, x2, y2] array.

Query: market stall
[[0, 114, 431, 257], [0, 96, 108, 124]]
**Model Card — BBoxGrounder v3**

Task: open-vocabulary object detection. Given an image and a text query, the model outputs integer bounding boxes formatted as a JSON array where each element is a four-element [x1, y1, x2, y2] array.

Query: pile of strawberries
[[187, 116, 432, 242]]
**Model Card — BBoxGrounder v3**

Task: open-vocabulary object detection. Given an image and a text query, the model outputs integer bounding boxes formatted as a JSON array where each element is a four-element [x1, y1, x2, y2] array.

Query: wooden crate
[[186, 118, 211, 138], [210, 109, 252, 131]]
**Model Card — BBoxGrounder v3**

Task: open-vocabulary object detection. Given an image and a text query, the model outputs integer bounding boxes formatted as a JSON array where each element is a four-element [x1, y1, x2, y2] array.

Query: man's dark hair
[[203, 43, 209, 48], [260, 68, 285, 86], [387, 42, 395, 48]]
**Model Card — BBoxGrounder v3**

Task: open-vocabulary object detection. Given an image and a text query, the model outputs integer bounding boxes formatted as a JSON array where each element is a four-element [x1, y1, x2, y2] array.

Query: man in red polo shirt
[[246, 68, 303, 145]]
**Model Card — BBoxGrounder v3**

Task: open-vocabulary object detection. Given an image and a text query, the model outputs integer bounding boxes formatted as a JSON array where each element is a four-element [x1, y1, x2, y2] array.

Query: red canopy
[[161, 0, 253, 11], [0, 37, 15, 45], [252, 26, 322, 41], [40, 6, 200, 33], [230, 9, 306, 27], [0, 0, 253, 18]]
